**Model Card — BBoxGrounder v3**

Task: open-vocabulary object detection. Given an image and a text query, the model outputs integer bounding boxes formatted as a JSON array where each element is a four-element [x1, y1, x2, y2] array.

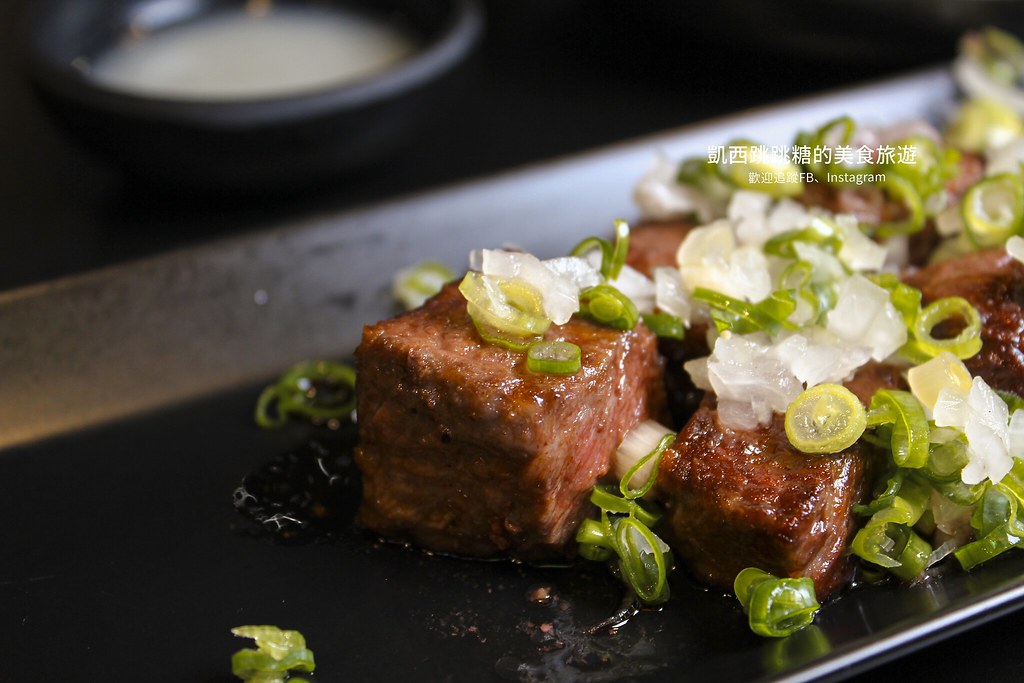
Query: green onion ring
[[733, 568, 820, 638], [526, 340, 582, 375], [784, 384, 867, 455], [640, 312, 685, 339], [254, 360, 356, 429], [912, 296, 983, 360]]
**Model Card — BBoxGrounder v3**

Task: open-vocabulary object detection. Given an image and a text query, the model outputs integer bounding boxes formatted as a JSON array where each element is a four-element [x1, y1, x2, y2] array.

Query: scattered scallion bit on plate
[[231, 625, 315, 683], [577, 426, 676, 605], [733, 568, 820, 638], [255, 360, 356, 429], [392, 261, 455, 310]]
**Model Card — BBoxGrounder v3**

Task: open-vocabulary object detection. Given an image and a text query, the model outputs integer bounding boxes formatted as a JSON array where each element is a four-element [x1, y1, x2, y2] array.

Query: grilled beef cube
[[905, 249, 1024, 396], [655, 398, 875, 598], [354, 283, 667, 560], [654, 362, 900, 598], [627, 220, 709, 425], [625, 220, 694, 276]]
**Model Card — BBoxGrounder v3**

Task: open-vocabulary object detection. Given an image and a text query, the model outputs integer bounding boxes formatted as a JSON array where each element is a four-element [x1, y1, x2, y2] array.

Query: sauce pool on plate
[[87, 5, 416, 100]]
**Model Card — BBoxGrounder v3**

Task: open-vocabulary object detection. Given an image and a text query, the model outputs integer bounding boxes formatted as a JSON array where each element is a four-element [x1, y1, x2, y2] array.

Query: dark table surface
[[5, 0, 1024, 679]]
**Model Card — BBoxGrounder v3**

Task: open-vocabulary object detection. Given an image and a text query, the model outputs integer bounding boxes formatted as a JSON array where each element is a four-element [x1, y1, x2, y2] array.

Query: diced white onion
[[608, 264, 657, 314], [907, 352, 973, 415], [684, 356, 712, 391], [1008, 409, 1024, 459], [613, 420, 676, 491], [707, 333, 803, 429], [986, 138, 1024, 177], [480, 249, 580, 325], [767, 199, 813, 236], [771, 332, 869, 387], [633, 153, 716, 222], [936, 376, 1014, 485], [728, 190, 773, 245], [1007, 235, 1024, 263], [826, 274, 907, 361], [955, 55, 1024, 116], [543, 256, 601, 290], [653, 267, 691, 322], [834, 213, 888, 271], [935, 204, 965, 237]]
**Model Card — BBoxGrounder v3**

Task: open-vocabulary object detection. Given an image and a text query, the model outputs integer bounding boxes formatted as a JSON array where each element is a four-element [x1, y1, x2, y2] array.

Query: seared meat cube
[[625, 220, 694, 276], [354, 283, 667, 560], [654, 363, 899, 598], [905, 249, 1024, 395], [655, 398, 875, 598]]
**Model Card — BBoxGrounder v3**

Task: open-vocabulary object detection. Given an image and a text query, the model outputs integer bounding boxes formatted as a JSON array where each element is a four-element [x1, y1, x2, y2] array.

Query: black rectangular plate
[[7, 66, 1021, 683]]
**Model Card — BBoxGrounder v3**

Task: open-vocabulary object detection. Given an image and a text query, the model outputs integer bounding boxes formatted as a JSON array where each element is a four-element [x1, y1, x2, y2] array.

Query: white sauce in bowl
[[88, 6, 416, 100]]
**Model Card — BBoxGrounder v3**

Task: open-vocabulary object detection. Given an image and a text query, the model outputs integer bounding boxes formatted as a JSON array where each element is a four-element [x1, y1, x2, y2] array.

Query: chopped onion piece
[[480, 249, 579, 325], [613, 420, 676, 490], [707, 333, 803, 429], [634, 153, 716, 222], [935, 204, 965, 237], [1007, 235, 1024, 263], [986, 138, 1024, 177], [907, 352, 973, 414], [728, 190, 773, 245], [543, 256, 602, 290], [826, 274, 907, 361], [1009, 409, 1024, 458], [936, 376, 1014, 485], [767, 199, 813, 236], [955, 55, 1024, 116], [772, 332, 870, 387], [684, 356, 712, 391], [653, 266, 691, 321], [833, 214, 887, 271], [608, 264, 656, 314]]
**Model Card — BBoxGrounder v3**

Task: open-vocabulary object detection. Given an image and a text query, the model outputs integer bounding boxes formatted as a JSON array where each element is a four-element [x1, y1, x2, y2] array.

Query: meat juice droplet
[[232, 431, 361, 542]]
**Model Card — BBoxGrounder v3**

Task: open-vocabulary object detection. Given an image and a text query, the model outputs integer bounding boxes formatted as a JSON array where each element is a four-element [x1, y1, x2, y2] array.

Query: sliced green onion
[[851, 468, 933, 579], [869, 274, 923, 329], [579, 284, 639, 330], [590, 485, 662, 528], [876, 173, 925, 236], [614, 516, 671, 604], [923, 436, 970, 483], [733, 568, 820, 638], [641, 312, 685, 340], [577, 430, 675, 606], [231, 625, 315, 682], [784, 384, 867, 454], [955, 468, 1024, 571], [459, 272, 551, 350], [962, 173, 1024, 248], [392, 261, 454, 310], [912, 296, 983, 360], [716, 139, 803, 198], [763, 224, 842, 260], [526, 340, 581, 375], [947, 99, 1023, 152], [867, 390, 930, 469], [693, 287, 796, 335], [570, 220, 630, 280], [255, 361, 356, 429], [619, 433, 675, 500]]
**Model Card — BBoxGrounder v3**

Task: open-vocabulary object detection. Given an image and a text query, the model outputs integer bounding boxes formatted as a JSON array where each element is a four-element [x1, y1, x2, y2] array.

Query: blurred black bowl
[[22, 0, 482, 190]]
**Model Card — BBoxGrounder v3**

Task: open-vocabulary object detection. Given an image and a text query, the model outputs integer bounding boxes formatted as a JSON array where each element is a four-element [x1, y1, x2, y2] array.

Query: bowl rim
[[23, 0, 483, 129]]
